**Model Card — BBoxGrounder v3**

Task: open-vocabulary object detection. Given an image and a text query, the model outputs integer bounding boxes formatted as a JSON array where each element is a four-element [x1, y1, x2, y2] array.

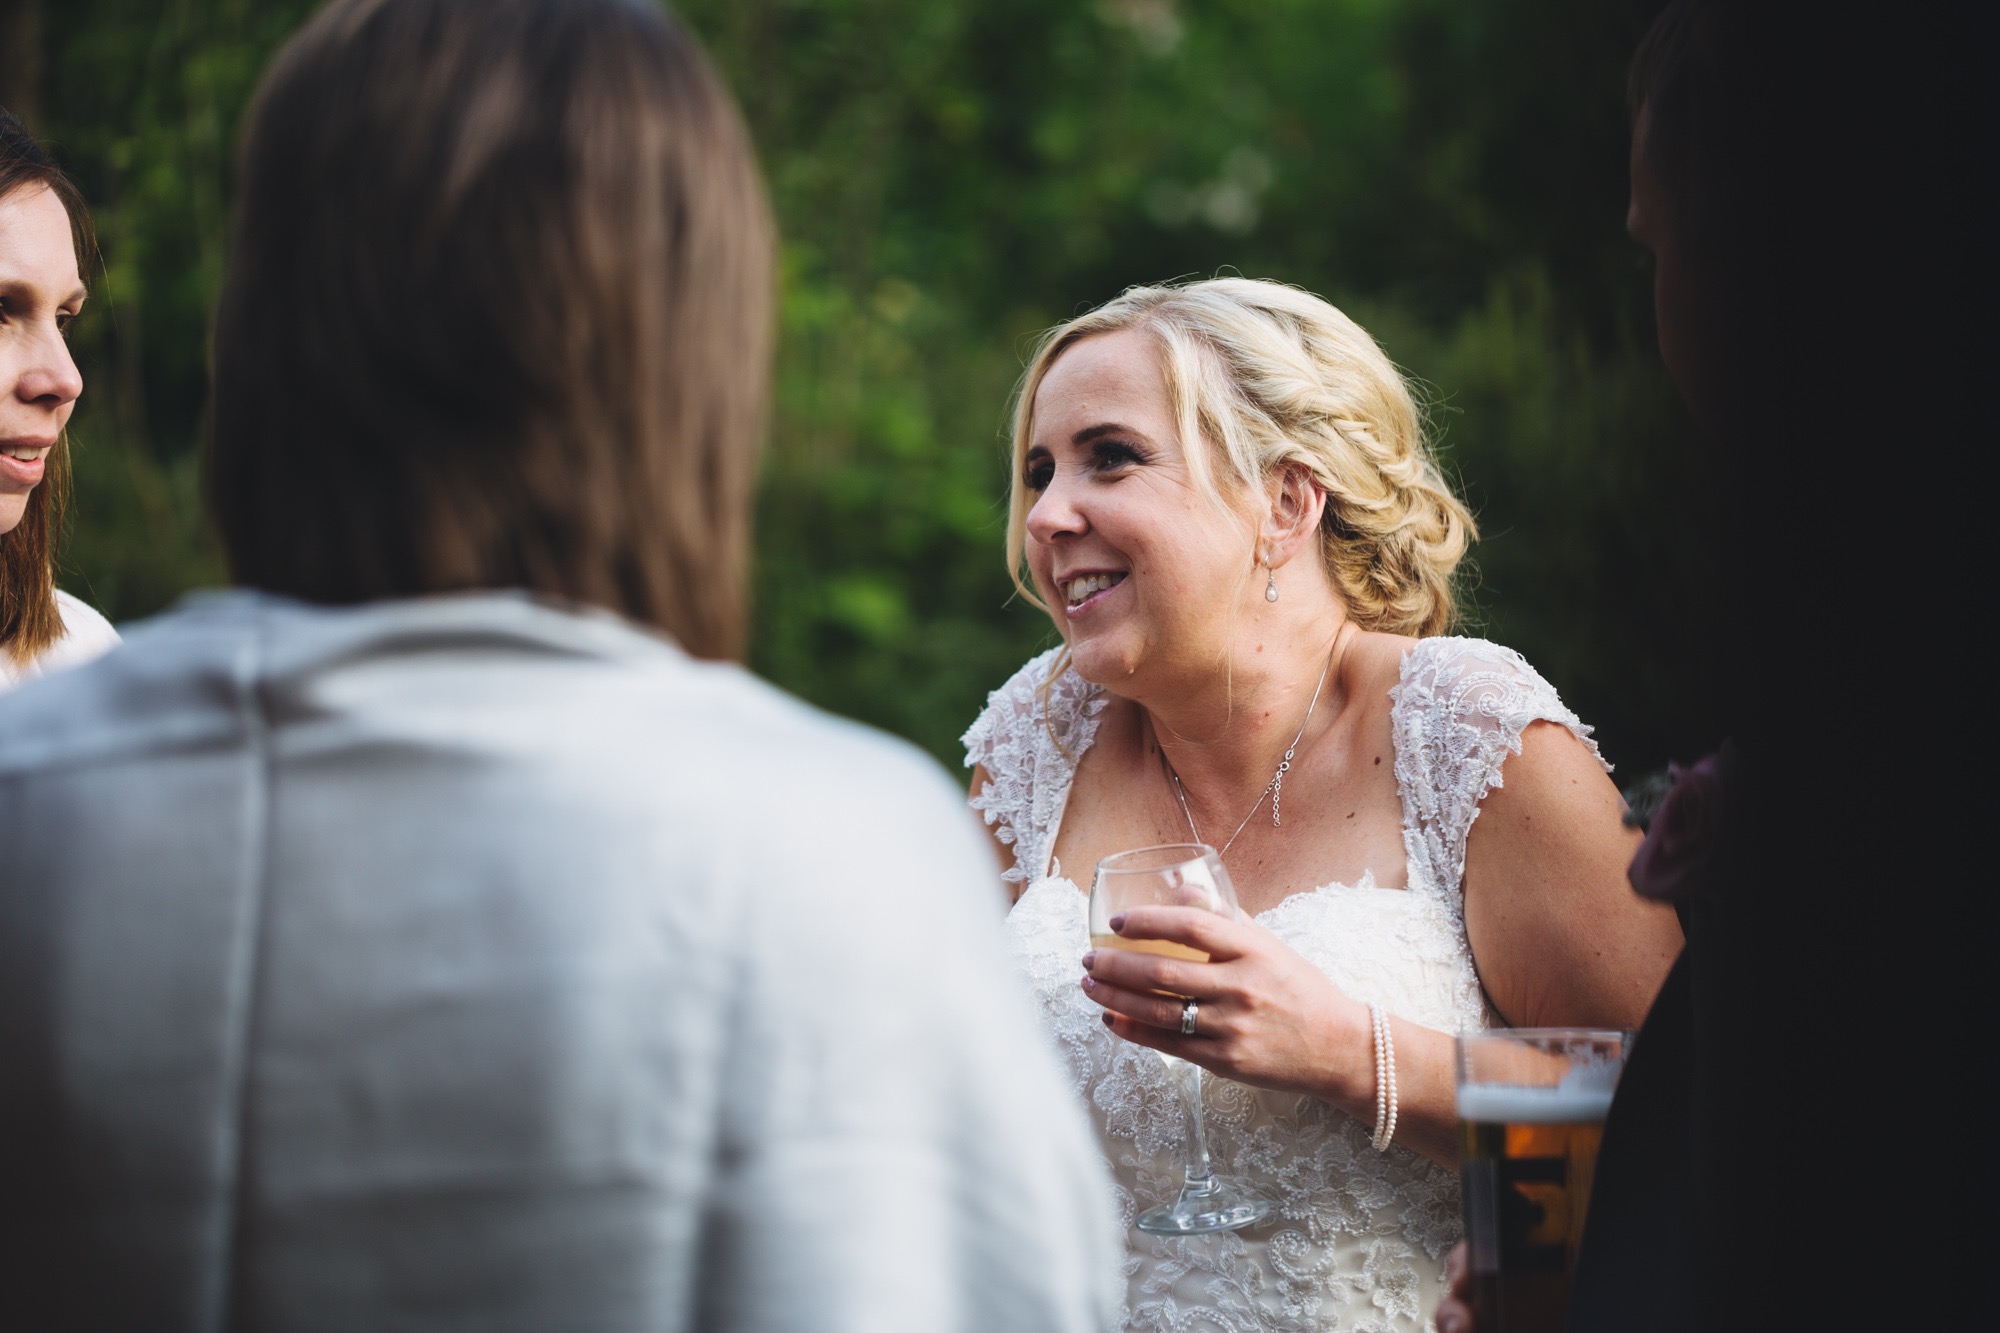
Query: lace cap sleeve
[[961, 647, 1104, 885], [1391, 636, 1606, 898]]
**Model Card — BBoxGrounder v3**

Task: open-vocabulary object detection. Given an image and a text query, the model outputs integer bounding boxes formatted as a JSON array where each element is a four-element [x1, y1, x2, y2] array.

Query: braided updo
[[1006, 278, 1474, 637]]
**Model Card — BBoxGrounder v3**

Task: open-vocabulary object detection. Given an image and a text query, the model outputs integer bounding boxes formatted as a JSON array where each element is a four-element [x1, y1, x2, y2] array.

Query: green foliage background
[[9, 0, 1721, 775]]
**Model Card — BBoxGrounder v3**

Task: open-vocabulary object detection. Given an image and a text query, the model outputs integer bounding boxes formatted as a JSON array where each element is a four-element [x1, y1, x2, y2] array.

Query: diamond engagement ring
[[1179, 998, 1199, 1036]]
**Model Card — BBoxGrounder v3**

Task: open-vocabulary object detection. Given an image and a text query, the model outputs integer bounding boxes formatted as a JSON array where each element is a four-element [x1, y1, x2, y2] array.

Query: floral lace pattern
[[965, 637, 1603, 1332], [964, 647, 1107, 885]]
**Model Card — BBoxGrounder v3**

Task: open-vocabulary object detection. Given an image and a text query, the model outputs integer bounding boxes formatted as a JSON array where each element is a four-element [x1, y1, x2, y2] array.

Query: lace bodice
[[964, 637, 1603, 1332]]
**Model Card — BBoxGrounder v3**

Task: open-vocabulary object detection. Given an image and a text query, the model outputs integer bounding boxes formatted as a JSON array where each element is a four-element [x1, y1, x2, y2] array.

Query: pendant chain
[[1159, 630, 1341, 859]]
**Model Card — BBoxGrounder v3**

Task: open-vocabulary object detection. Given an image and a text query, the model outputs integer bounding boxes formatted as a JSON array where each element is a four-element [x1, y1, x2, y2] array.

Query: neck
[[1140, 608, 1351, 812]]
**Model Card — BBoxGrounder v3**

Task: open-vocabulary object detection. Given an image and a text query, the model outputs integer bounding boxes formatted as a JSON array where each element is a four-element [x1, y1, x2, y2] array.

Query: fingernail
[[1081, 975, 1097, 991], [1101, 1012, 1115, 1026], [1438, 1311, 1465, 1333], [1108, 914, 1126, 932], [1081, 951, 1097, 970]]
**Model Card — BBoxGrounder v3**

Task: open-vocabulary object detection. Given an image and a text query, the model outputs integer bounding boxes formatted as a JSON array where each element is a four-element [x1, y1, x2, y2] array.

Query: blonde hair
[[1005, 278, 1474, 637]]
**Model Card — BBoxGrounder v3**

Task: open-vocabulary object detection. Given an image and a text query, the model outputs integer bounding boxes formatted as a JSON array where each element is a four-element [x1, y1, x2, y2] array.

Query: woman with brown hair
[[0, 109, 117, 692]]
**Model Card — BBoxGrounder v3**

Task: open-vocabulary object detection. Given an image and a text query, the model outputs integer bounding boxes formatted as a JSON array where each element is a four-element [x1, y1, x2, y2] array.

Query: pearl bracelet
[[1369, 1003, 1399, 1152]]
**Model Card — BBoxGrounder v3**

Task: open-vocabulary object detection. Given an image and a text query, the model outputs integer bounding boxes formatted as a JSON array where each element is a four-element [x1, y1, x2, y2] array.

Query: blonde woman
[[0, 110, 117, 693], [964, 278, 1681, 1331]]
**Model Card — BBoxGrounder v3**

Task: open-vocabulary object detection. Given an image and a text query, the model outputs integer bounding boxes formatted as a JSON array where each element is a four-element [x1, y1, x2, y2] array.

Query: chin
[[1064, 631, 1141, 687]]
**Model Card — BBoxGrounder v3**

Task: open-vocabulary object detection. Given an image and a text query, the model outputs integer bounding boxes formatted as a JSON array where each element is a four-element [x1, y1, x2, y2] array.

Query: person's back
[[0, 590, 1114, 1330], [0, 0, 1119, 1327]]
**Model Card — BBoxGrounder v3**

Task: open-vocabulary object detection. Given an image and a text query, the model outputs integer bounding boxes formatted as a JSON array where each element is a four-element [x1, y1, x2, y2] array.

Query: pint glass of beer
[[1455, 1028, 1628, 1333]]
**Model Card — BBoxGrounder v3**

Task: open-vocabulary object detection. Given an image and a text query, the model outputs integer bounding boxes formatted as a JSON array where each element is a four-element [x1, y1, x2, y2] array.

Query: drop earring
[[1265, 567, 1279, 602]]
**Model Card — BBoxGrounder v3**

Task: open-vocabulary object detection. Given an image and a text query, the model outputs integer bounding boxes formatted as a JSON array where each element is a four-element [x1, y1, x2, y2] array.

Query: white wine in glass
[[1090, 843, 1273, 1235]]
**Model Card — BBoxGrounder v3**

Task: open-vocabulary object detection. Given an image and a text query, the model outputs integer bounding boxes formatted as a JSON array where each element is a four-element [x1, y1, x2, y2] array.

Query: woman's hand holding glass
[[1082, 903, 1370, 1106], [1087, 845, 1272, 1235], [1085, 901, 1471, 1169]]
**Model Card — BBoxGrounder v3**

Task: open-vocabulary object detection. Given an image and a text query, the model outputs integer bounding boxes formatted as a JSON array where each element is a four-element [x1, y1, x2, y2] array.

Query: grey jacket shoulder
[[0, 591, 1120, 1332], [0, 589, 957, 808]]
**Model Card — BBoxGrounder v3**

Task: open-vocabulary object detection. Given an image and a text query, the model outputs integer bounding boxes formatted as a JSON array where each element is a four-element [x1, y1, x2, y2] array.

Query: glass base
[[1135, 1177, 1273, 1236]]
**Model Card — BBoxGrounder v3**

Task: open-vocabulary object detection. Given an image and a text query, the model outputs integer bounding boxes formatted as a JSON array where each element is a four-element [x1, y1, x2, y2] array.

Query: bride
[[964, 278, 1681, 1331]]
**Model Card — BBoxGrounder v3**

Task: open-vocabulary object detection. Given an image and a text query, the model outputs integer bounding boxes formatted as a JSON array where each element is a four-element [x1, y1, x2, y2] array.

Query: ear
[[1259, 462, 1327, 568]]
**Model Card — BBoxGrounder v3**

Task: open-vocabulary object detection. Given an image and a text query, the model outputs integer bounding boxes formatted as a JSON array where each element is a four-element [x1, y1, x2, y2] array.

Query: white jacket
[[0, 589, 1119, 1333]]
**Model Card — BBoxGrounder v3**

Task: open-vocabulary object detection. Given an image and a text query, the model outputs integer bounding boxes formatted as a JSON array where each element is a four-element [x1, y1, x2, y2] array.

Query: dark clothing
[[1570, 5, 1981, 1327], [1569, 955, 1693, 1333]]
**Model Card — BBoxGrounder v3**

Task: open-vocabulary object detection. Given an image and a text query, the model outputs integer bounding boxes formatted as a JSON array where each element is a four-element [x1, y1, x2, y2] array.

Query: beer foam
[[1456, 1083, 1614, 1124]]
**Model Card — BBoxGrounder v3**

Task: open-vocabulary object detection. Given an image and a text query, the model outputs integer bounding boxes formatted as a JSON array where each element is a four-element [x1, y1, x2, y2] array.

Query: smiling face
[[1022, 329, 1262, 691], [0, 184, 85, 536]]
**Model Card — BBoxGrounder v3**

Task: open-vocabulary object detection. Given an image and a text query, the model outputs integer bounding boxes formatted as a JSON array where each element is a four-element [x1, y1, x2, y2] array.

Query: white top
[[0, 588, 121, 692], [963, 638, 1603, 1333], [0, 589, 1121, 1333]]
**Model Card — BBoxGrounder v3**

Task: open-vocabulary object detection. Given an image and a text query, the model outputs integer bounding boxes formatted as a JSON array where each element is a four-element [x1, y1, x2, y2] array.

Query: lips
[[1060, 570, 1127, 610], [0, 443, 51, 490]]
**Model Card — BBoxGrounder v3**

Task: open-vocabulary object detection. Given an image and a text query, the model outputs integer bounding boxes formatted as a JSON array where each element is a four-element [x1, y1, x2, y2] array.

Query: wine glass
[[1090, 842, 1273, 1235]]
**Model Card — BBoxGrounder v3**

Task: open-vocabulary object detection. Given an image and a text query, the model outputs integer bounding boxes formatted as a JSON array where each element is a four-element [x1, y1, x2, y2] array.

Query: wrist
[[1315, 998, 1377, 1113]]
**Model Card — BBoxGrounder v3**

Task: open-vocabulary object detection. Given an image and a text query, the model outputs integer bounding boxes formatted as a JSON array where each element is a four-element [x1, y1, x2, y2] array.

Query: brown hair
[[210, 0, 775, 659], [0, 108, 94, 667]]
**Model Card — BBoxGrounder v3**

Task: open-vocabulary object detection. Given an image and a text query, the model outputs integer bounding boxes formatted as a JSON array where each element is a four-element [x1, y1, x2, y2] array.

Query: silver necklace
[[1159, 633, 1339, 859]]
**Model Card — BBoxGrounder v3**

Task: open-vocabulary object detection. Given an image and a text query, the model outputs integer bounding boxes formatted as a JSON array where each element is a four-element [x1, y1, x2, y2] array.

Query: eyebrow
[[0, 277, 88, 307], [1073, 422, 1138, 445], [1026, 421, 1152, 458]]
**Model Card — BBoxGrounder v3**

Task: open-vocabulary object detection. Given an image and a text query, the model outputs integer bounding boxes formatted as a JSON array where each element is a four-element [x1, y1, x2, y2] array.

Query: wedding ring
[[1179, 998, 1199, 1036]]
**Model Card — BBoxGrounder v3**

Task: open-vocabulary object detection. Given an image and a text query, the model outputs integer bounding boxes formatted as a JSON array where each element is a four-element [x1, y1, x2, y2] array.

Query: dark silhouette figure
[[1566, 3, 1980, 1330], [1439, 4, 1980, 1329]]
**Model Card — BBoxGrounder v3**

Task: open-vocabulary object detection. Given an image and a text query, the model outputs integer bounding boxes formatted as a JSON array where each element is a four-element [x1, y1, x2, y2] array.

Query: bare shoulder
[[1463, 721, 1681, 1028], [1466, 717, 1634, 889], [1486, 716, 1621, 814]]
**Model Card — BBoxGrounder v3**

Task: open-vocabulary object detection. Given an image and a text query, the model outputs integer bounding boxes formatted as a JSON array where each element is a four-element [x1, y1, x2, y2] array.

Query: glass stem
[[1179, 1062, 1215, 1188]]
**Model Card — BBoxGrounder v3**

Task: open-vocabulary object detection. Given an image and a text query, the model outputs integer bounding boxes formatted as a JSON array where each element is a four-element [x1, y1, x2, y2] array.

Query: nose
[[14, 324, 83, 411], [1026, 470, 1087, 546]]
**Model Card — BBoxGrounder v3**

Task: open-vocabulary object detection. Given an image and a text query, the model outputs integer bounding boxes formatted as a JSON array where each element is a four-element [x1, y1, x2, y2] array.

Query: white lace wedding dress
[[964, 636, 1604, 1333]]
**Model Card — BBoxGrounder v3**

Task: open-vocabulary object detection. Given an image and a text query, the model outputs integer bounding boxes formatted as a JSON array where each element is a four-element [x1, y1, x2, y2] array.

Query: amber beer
[[1455, 1030, 1626, 1333]]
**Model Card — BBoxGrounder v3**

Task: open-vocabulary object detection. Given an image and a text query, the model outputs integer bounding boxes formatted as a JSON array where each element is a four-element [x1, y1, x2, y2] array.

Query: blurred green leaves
[[17, 0, 1720, 774]]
